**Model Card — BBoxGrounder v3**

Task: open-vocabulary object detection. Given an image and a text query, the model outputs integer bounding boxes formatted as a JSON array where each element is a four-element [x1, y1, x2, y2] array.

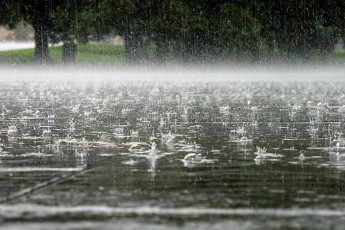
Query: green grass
[[77, 44, 126, 64], [0, 43, 344, 66], [330, 50, 345, 64], [0, 43, 127, 65], [0, 48, 36, 64]]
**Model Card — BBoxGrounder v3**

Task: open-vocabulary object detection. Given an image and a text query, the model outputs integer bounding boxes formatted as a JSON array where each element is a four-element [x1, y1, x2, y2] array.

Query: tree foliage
[[0, 0, 64, 62], [1, 0, 345, 64]]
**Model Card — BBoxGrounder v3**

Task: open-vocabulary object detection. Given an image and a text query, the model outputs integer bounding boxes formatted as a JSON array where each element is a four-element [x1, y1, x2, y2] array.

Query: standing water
[[1, 67, 345, 229]]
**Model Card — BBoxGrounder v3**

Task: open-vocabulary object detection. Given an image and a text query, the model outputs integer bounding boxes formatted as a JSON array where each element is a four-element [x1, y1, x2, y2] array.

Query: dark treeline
[[0, 0, 344, 64]]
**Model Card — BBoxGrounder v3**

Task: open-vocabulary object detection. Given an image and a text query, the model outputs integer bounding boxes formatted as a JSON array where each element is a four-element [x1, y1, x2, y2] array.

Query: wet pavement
[[1, 69, 345, 229]]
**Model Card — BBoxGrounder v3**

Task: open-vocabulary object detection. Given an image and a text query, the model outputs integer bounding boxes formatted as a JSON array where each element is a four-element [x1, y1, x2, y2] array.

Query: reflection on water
[[1, 76, 345, 228]]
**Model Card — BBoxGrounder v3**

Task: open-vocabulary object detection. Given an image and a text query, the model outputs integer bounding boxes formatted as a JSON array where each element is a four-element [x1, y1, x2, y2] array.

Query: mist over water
[[1, 65, 345, 82]]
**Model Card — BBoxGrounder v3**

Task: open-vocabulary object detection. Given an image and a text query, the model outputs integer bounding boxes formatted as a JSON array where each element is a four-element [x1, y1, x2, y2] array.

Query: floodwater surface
[[1, 68, 345, 229]]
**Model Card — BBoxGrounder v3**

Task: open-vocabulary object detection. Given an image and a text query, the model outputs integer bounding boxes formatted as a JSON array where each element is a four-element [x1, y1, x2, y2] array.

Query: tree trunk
[[180, 33, 193, 64], [155, 36, 169, 64], [62, 40, 77, 63], [33, 21, 50, 63], [124, 34, 139, 65]]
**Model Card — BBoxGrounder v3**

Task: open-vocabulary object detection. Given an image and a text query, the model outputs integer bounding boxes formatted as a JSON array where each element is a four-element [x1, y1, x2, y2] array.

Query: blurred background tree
[[1, 0, 344, 64], [0, 0, 64, 62], [51, 0, 101, 62]]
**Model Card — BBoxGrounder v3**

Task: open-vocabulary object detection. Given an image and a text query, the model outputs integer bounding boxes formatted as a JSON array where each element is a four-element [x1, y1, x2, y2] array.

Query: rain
[[1, 0, 345, 229]]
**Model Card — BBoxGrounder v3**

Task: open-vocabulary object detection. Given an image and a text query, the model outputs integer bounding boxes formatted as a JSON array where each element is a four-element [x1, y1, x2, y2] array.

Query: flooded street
[[1, 68, 345, 229]]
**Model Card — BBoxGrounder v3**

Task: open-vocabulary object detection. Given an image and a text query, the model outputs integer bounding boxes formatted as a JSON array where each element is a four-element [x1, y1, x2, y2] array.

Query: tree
[[51, 0, 101, 62], [149, 0, 189, 64], [257, 0, 344, 60], [99, 0, 152, 64], [218, 3, 261, 62], [0, 0, 63, 62], [0, 1, 18, 28]]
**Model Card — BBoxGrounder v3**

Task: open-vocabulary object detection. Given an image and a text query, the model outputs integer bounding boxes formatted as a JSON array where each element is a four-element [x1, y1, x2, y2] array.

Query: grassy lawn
[[0, 43, 344, 66], [330, 50, 345, 64], [77, 44, 126, 65], [0, 43, 127, 65]]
